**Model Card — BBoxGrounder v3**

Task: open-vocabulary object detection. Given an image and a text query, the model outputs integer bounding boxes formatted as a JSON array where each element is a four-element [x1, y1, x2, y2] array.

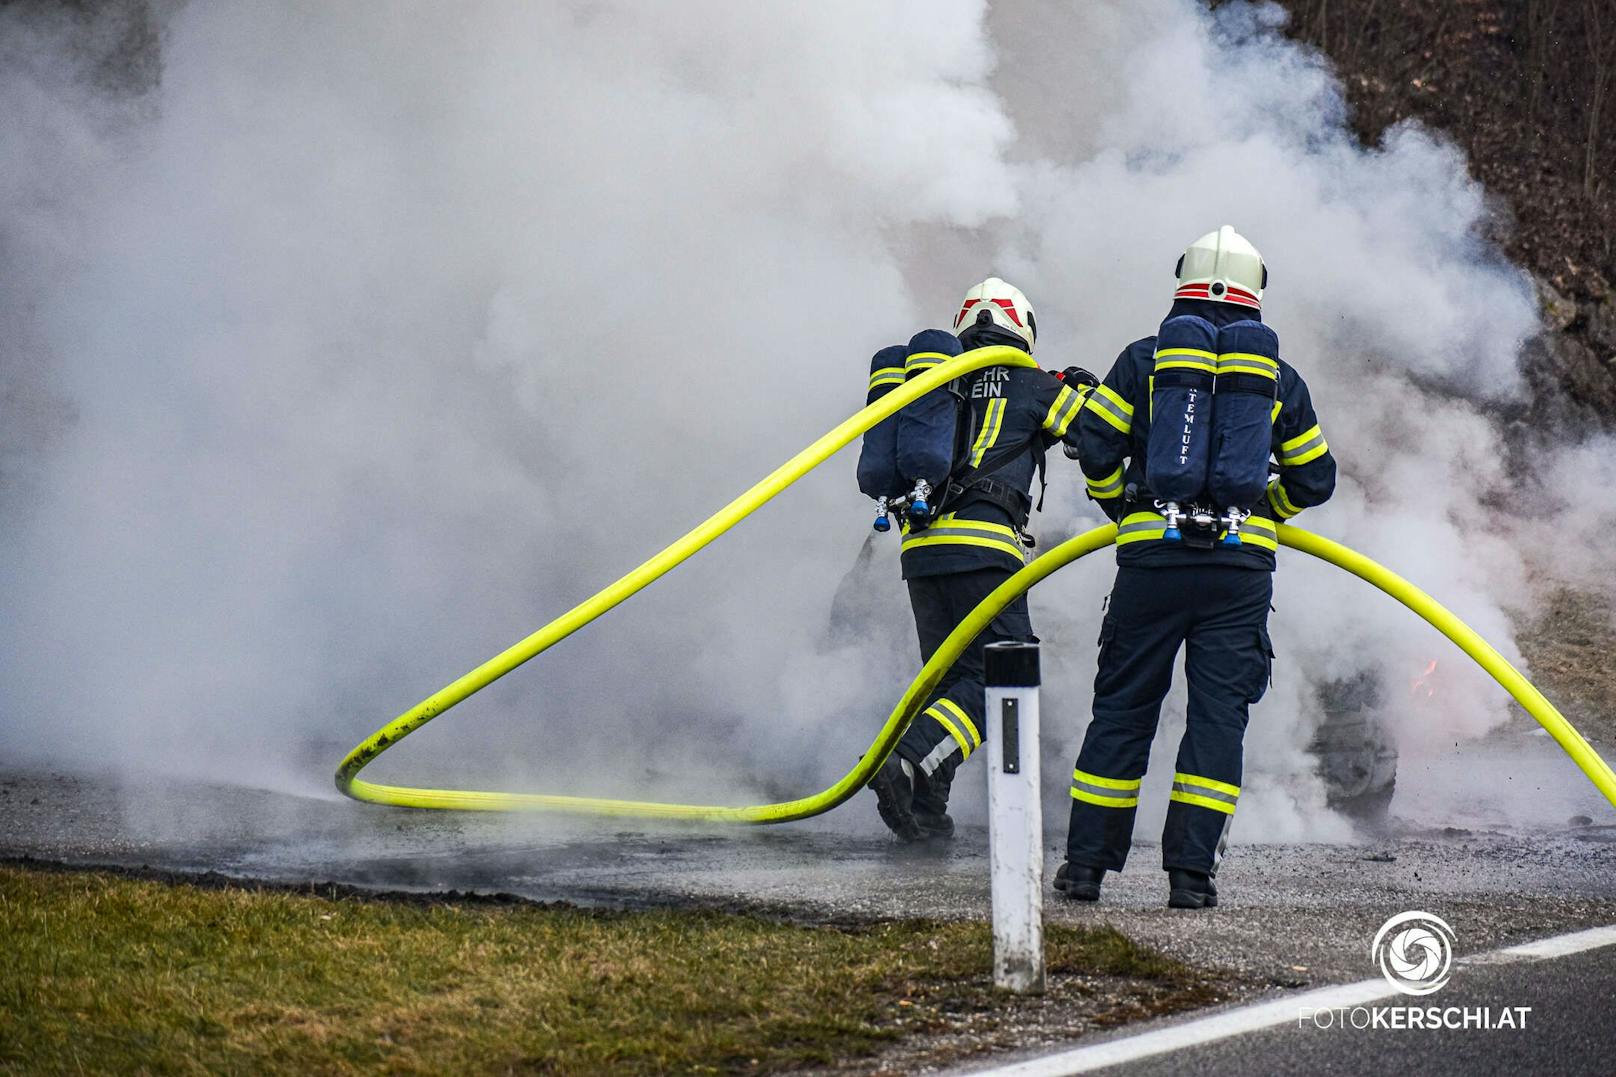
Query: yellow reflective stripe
[[1154, 358, 1218, 375], [1050, 390, 1085, 437], [1042, 385, 1076, 430], [968, 398, 1006, 467], [1286, 441, 1328, 466], [1072, 787, 1139, 808], [1281, 424, 1322, 452], [1228, 515, 1277, 550], [1086, 465, 1125, 499], [1073, 769, 1142, 791], [1280, 424, 1328, 466], [1154, 347, 1217, 376], [1218, 351, 1279, 370], [1174, 772, 1240, 796], [1043, 385, 1085, 438], [1085, 383, 1134, 434], [921, 512, 1019, 538], [936, 698, 981, 747], [1096, 383, 1135, 417], [925, 706, 973, 759], [868, 367, 906, 391], [902, 534, 1027, 560], [1215, 358, 1278, 380], [1267, 481, 1302, 519], [1169, 790, 1236, 814], [1116, 510, 1166, 544], [904, 350, 953, 375], [1271, 399, 1283, 422]]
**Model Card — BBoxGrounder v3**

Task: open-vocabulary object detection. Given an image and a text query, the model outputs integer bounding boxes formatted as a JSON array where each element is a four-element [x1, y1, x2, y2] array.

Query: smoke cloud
[[1, 0, 1605, 837]]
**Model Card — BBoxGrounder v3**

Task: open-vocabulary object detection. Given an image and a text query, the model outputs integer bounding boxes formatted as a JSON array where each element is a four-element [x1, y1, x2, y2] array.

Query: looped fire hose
[[336, 349, 1616, 818]]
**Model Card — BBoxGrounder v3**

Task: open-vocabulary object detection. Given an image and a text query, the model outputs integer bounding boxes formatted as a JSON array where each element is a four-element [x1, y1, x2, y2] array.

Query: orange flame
[[1411, 658, 1438, 699]]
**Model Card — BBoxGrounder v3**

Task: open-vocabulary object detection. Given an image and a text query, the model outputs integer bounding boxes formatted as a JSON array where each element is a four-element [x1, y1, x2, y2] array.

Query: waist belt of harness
[[944, 475, 1033, 529]]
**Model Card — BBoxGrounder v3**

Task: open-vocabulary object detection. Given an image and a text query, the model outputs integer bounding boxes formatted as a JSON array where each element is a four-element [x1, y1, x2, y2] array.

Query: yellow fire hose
[[335, 349, 1616, 818]]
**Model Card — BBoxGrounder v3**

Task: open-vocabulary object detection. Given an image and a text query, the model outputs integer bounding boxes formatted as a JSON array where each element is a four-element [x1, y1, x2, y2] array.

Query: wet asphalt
[[4, 765, 1614, 984]]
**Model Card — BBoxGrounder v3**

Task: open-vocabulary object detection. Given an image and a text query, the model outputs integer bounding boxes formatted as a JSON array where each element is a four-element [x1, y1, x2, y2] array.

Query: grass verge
[[0, 861, 1223, 1075]]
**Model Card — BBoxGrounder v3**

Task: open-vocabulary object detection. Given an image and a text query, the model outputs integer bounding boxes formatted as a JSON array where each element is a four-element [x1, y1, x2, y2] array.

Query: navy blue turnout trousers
[[1067, 565, 1273, 875]]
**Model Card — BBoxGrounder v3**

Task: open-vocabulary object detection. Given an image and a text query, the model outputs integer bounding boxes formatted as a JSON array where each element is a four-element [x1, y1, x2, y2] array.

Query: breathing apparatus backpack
[[856, 343, 910, 515], [857, 332, 965, 531], [1144, 316, 1279, 545], [1146, 315, 1218, 539], [1208, 320, 1280, 538], [858, 330, 1054, 536], [894, 330, 965, 524]]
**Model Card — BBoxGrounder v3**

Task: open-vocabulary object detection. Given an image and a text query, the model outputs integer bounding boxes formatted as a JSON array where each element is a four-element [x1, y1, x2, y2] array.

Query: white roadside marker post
[[984, 640, 1044, 994]]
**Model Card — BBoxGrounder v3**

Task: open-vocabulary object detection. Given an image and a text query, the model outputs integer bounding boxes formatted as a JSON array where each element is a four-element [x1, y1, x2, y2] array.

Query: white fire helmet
[[1174, 225, 1266, 310], [953, 277, 1037, 352]]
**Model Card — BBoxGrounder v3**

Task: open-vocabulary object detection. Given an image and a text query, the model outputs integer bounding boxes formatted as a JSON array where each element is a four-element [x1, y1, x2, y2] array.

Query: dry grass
[[1518, 586, 1616, 742], [0, 863, 1215, 1075]]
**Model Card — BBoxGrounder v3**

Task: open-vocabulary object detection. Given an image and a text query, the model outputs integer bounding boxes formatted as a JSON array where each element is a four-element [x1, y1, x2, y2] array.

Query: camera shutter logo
[[1372, 911, 1456, 996]]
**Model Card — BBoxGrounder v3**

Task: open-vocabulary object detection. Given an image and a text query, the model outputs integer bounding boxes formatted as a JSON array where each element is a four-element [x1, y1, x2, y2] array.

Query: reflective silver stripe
[[1073, 779, 1136, 803], [1086, 389, 1132, 429], [919, 736, 957, 776], [1171, 780, 1238, 806], [1087, 469, 1124, 496], [907, 525, 1022, 544], [1216, 359, 1278, 379], [1048, 390, 1083, 437], [1116, 518, 1165, 538], [1280, 430, 1326, 463]]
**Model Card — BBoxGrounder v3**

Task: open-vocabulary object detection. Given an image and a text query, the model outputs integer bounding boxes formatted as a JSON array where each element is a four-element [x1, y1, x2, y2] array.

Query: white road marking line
[[965, 921, 1616, 1077], [1486, 923, 1616, 962]]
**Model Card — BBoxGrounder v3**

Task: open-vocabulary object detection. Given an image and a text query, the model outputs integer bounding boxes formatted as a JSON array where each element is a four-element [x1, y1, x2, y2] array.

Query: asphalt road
[[1098, 945, 1616, 1077], [957, 930, 1616, 1076], [4, 764, 1614, 996]]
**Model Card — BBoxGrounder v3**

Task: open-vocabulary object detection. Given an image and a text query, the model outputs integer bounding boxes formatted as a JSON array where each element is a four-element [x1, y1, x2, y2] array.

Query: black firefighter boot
[[1167, 868, 1219, 909], [1053, 862, 1105, 902], [910, 768, 955, 840], [868, 755, 924, 842]]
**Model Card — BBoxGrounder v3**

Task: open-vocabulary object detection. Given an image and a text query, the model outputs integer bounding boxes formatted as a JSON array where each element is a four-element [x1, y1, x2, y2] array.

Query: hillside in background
[[1239, 0, 1616, 427]]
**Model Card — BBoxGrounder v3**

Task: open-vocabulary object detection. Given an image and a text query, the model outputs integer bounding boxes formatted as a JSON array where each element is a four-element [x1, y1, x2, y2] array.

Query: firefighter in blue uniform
[[864, 278, 1095, 842], [1057, 227, 1336, 908]]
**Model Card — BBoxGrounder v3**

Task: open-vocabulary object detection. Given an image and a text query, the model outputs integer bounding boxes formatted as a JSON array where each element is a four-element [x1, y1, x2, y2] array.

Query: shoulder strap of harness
[[936, 437, 1045, 528]]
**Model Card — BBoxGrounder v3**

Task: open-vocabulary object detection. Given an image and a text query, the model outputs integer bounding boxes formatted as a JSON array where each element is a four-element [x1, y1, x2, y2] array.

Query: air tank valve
[[907, 479, 934, 524]]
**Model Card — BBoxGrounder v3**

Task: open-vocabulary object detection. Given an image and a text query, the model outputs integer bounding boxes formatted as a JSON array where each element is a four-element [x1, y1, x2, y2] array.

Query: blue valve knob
[[873, 513, 891, 533], [1163, 527, 1182, 542], [1221, 532, 1243, 547], [908, 498, 931, 524]]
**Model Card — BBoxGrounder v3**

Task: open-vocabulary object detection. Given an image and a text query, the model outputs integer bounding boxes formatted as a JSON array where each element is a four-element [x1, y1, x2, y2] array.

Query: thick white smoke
[[1, 1, 1602, 836]]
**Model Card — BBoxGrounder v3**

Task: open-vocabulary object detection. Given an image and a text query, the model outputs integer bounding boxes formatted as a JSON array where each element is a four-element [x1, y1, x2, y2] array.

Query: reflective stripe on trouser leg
[[916, 697, 982, 775], [1067, 767, 1144, 869], [893, 695, 984, 819], [1162, 790, 1238, 876]]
